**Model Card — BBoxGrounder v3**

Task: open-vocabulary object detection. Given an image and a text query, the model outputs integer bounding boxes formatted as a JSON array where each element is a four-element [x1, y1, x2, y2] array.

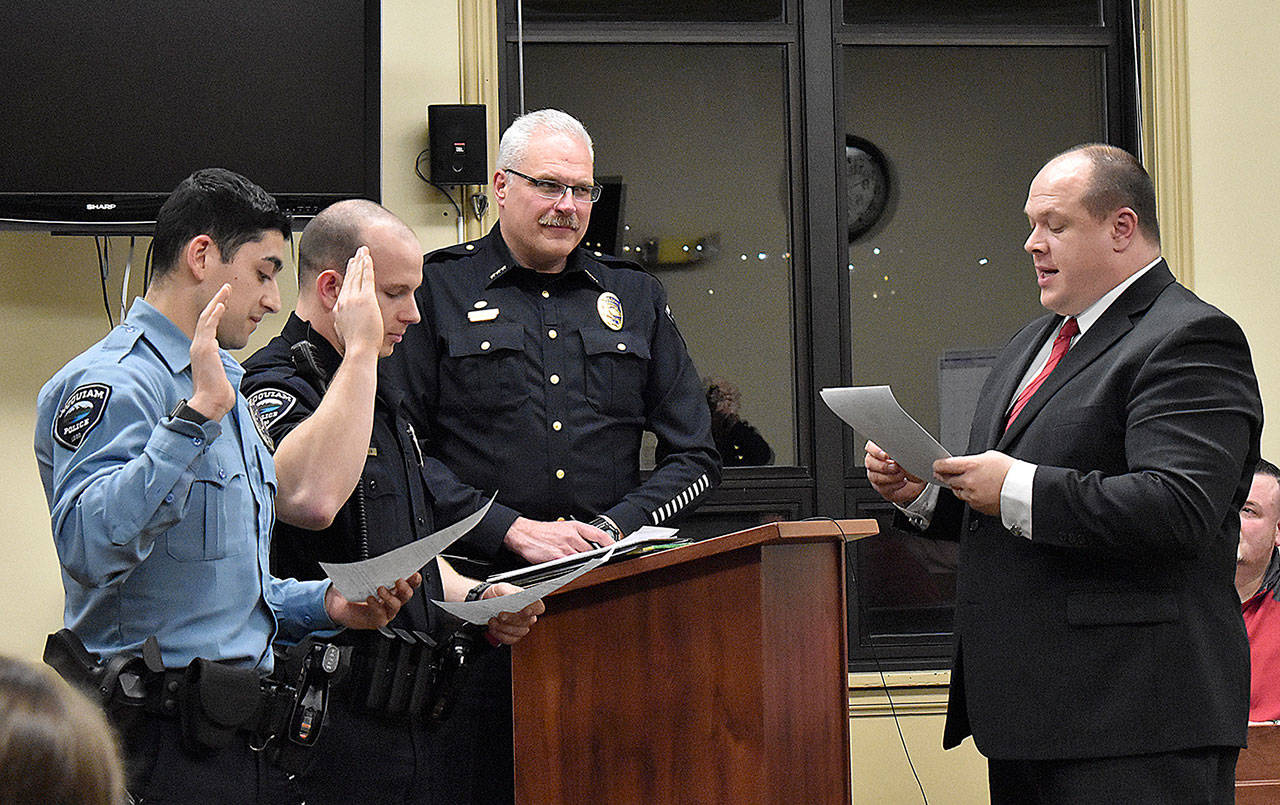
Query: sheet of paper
[[321, 496, 494, 602], [484, 525, 678, 584], [432, 545, 618, 625], [820, 385, 951, 483]]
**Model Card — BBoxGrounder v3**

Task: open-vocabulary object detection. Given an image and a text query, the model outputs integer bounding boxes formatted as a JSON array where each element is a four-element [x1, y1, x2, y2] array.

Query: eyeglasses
[[504, 168, 602, 203]]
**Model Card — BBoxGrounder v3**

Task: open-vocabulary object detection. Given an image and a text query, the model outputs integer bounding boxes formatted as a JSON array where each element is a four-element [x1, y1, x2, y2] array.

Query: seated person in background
[[1237, 459, 1280, 722], [706, 376, 773, 466], [0, 654, 125, 805]]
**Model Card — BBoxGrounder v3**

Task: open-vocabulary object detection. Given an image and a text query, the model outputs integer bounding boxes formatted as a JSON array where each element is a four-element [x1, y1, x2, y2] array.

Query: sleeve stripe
[[650, 473, 710, 526]]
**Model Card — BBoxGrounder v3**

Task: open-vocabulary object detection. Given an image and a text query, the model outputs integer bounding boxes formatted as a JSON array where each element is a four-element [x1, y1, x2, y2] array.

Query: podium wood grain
[[511, 519, 877, 804]]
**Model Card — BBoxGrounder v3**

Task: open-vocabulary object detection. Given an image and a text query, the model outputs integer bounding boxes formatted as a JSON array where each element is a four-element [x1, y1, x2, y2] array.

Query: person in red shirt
[[1236, 459, 1280, 722]]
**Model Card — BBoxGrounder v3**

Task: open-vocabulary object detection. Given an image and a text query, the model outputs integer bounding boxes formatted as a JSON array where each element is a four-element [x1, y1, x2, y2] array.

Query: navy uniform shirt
[[381, 224, 722, 568], [242, 313, 445, 634], [35, 299, 333, 670]]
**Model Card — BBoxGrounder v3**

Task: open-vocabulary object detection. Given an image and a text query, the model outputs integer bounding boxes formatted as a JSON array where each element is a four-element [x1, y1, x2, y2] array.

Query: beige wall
[[1185, 1, 1280, 460]]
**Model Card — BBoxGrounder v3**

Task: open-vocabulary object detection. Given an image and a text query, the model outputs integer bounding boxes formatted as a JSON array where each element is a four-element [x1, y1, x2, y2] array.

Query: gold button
[[541, 290, 550, 298], [617, 343, 627, 351], [552, 420, 562, 431], [474, 300, 487, 309], [556, 516, 566, 521], [555, 469, 566, 479], [548, 329, 558, 339], [550, 374, 560, 384], [480, 341, 491, 350]]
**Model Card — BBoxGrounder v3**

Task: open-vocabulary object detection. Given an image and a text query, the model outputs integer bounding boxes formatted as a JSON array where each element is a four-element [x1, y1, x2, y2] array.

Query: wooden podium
[[511, 519, 878, 804], [1238, 724, 1280, 803]]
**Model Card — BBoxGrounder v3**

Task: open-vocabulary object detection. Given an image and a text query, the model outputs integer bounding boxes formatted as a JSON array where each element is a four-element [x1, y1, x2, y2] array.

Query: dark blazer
[[919, 260, 1262, 760]]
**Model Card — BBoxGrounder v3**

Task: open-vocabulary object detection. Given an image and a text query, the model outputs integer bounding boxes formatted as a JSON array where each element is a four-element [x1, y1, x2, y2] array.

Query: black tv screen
[[0, 1, 380, 232]]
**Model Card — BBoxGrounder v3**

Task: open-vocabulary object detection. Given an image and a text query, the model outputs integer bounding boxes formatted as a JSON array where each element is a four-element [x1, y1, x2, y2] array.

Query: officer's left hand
[[480, 582, 545, 646], [325, 572, 422, 629], [933, 451, 1014, 517]]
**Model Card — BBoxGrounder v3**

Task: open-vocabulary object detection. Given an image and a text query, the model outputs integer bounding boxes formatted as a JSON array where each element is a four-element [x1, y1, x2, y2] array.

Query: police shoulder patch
[[247, 387, 297, 434], [53, 383, 111, 450]]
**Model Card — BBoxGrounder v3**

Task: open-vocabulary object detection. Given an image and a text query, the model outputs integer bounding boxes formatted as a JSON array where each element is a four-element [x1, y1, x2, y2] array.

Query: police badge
[[597, 292, 623, 331]]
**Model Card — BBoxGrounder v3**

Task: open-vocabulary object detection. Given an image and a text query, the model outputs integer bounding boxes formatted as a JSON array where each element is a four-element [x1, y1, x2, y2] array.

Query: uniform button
[[555, 469, 566, 479], [192, 437, 203, 446], [474, 300, 487, 309], [550, 374, 560, 384], [1010, 525, 1024, 538], [548, 329, 557, 339], [541, 290, 550, 298], [552, 420, 562, 431], [617, 343, 627, 351], [218, 469, 226, 479], [368, 479, 377, 489], [465, 243, 475, 251], [164, 493, 174, 504], [556, 516, 566, 521], [417, 516, 425, 525], [481, 341, 491, 350]]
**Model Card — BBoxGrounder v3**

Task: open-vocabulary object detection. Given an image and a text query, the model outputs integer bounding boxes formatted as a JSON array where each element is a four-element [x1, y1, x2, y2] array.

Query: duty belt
[[43, 628, 342, 769], [332, 624, 487, 726]]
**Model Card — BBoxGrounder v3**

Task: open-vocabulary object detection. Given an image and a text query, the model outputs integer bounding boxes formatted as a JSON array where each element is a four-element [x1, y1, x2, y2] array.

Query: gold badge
[[597, 292, 623, 331]]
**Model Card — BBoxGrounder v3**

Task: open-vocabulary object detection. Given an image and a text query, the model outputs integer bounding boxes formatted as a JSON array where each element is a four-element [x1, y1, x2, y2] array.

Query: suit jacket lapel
[[978, 315, 1059, 450], [996, 260, 1175, 449]]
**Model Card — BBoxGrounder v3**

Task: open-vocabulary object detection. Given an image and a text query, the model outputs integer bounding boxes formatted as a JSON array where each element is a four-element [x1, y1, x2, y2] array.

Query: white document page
[[820, 385, 951, 483], [485, 525, 678, 585], [432, 545, 618, 625], [321, 496, 494, 602]]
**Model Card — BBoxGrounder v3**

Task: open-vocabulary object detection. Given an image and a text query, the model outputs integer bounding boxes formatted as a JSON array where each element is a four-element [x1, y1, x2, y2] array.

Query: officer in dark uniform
[[382, 109, 722, 804], [242, 200, 544, 805]]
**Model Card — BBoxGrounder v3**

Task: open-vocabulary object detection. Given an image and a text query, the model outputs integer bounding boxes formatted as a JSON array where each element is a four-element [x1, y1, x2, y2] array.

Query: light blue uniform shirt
[[35, 299, 333, 671]]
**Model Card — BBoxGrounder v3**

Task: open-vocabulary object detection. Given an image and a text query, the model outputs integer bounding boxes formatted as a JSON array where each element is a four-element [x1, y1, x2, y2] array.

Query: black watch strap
[[169, 398, 210, 426], [465, 582, 492, 602], [588, 515, 623, 542]]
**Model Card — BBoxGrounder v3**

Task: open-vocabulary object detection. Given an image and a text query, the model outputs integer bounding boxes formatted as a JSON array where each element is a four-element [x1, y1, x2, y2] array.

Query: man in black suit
[[866, 144, 1262, 803]]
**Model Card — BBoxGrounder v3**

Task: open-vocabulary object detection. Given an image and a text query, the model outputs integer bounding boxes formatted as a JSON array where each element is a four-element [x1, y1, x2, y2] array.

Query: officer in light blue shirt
[[34, 169, 419, 804]]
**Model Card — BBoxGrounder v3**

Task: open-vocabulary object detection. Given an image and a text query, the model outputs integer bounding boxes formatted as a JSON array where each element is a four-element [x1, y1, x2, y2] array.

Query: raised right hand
[[187, 283, 236, 421], [332, 246, 384, 356], [503, 517, 613, 564], [864, 440, 927, 505]]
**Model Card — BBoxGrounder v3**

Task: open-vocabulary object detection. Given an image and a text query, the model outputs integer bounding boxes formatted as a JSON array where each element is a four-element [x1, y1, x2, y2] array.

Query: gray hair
[[496, 109, 594, 171]]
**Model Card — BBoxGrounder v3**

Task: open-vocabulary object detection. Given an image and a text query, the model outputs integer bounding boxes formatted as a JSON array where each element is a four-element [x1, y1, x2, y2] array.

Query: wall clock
[[845, 135, 890, 242]]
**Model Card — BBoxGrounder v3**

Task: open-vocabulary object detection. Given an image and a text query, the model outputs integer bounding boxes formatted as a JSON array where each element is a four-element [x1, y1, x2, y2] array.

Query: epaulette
[[99, 320, 146, 359], [584, 249, 646, 273], [424, 239, 484, 265]]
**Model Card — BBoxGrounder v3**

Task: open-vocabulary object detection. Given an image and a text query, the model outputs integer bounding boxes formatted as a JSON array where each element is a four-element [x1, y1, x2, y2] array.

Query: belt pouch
[[364, 628, 396, 710], [386, 629, 418, 714], [408, 631, 440, 716], [179, 658, 263, 754]]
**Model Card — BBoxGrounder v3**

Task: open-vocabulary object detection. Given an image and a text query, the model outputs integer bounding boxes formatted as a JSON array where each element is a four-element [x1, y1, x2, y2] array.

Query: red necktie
[[1005, 317, 1079, 431]]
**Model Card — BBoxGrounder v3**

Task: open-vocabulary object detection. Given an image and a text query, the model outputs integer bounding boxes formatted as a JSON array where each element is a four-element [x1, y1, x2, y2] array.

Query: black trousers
[[425, 644, 515, 805], [289, 693, 436, 805], [122, 714, 298, 804], [987, 746, 1239, 805]]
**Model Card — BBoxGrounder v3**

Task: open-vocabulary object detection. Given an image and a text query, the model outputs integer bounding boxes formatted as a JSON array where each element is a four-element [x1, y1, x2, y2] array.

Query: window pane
[[843, 0, 1101, 26], [522, 0, 783, 24], [843, 45, 1107, 642], [523, 43, 796, 467]]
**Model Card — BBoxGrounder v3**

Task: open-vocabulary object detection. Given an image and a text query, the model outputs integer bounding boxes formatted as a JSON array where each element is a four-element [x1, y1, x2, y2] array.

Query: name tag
[[468, 308, 500, 323]]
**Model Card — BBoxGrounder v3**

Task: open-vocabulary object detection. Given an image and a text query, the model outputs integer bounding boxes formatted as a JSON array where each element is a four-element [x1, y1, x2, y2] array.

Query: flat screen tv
[[0, 1, 380, 232]]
